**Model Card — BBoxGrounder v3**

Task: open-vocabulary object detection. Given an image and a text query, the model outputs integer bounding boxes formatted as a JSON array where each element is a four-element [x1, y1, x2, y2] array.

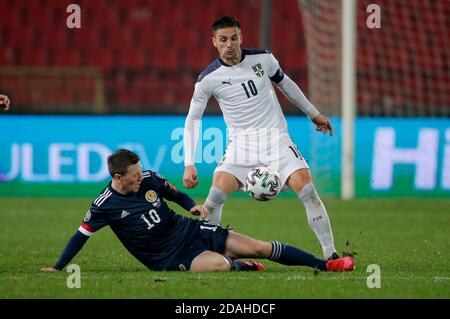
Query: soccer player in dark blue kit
[[41, 149, 354, 273]]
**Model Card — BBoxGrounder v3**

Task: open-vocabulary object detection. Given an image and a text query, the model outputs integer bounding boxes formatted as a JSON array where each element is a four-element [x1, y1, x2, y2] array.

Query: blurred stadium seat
[[0, 0, 448, 115]]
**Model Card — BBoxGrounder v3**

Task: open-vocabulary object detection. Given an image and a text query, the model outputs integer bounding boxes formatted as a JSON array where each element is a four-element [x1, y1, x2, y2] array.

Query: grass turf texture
[[1, 197, 449, 298]]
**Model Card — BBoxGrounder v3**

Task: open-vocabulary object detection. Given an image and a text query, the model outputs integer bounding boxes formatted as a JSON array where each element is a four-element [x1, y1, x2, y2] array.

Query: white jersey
[[184, 49, 319, 166], [193, 49, 288, 134]]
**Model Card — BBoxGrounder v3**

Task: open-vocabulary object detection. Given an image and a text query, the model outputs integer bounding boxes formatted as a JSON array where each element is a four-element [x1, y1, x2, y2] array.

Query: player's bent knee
[[190, 251, 231, 272], [212, 172, 240, 194], [287, 169, 312, 193]]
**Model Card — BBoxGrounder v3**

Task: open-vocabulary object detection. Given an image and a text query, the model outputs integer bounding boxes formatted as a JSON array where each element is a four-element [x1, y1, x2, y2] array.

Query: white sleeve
[[267, 53, 282, 79], [183, 81, 210, 166], [275, 75, 320, 119]]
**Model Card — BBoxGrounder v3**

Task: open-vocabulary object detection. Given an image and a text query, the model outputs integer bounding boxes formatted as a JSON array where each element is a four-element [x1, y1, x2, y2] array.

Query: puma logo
[[222, 79, 232, 86]]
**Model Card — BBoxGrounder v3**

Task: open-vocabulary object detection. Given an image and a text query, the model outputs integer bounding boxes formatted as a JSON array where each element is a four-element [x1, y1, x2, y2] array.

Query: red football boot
[[326, 256, 355, 272], [234, 260, 265, 271]]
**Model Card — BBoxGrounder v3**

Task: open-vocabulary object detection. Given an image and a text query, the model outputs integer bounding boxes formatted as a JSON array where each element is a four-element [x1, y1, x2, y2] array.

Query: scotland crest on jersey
[[145, 190, 161, 208], [252, 63, 264, 77]]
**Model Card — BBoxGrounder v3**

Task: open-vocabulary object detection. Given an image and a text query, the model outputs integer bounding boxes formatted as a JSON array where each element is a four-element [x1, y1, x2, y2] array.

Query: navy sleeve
[[167, 190, 197, 212], [54, 231, 89, 270], [154, 173, 196, 211], [270, 68, 285, 83]]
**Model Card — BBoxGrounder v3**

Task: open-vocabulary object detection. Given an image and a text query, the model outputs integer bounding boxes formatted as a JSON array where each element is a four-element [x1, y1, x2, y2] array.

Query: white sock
[[298, 183, 336, 259], [204, 186, 228, 225]]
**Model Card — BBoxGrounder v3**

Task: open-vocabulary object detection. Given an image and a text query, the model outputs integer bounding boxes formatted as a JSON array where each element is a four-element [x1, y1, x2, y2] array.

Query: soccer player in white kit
[[183, 17, 339, 260]]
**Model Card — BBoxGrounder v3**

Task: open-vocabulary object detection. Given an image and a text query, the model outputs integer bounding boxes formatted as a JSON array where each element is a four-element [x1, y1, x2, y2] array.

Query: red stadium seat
[[85, 48, 114, 72], [185, 50, 215, 72], [19, 47, 49, 65], [39, 27, 68, 49], [280, 49, 307, 71], [116, 87, 141, 106], [0, 47, 16, 65], [4, 0, 447, 114], [117, 48, 147, 69], [103, 26, 135, 50], [3, 24, 35, 49], [72, 29, 100, 50], [52, 48, 81, 66], [151, 48, 180, 71]]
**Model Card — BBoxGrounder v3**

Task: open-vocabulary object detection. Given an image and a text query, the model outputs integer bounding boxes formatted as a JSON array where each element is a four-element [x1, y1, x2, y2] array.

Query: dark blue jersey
[[78, 170, 199, 270]]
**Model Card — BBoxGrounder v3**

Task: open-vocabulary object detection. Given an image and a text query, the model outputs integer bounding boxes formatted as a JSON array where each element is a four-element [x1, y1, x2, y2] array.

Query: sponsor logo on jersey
[[121, 210, 130, 218], [145, 190, 158, 203], [252, 63, 264, 77], [83, 210, 91, 222], [222, 78, 232, 86]]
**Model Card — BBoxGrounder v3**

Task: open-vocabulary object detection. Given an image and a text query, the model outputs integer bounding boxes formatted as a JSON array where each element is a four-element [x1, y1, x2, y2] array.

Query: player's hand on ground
[[183, 165, 199, 188], [190, 205, 208, 220], [312, 114, 333, 136], [0, 94, 10, 111], [40, 267, 58, 272]]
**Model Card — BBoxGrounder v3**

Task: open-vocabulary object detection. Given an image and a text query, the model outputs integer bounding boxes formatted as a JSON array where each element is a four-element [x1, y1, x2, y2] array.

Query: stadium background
[[1, 0, 449, 199], [1, 0, 450, 301]]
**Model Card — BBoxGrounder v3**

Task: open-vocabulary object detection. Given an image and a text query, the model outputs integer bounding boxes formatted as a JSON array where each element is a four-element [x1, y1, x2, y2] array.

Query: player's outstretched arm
[[189, 204, 208, 220], [275, 76, 333, 136], [275, 75, 320, 119], [312, 114, 334, 136], [158, 176, 204, 217], [40, 230, 89, 272], [0, 94, 10, 111], [183, 165, 199, 188], [184, 81, 209, 188]]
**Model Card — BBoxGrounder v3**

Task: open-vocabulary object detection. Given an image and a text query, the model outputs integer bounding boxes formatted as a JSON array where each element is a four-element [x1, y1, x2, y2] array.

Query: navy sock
[[270, 241, 327, 271]]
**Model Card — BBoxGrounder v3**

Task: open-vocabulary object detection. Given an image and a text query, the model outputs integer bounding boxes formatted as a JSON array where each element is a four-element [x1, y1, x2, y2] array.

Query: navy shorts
[[166, 220, 230, 271]]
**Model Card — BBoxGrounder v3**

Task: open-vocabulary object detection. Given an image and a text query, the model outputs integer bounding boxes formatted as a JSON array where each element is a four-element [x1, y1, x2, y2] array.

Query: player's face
[[120, 161, 143, 194], [212, 27, 242, 63]]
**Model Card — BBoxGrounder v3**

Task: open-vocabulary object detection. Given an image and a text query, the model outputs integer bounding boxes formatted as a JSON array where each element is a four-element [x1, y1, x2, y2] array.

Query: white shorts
[[214, 134, 309, 190]]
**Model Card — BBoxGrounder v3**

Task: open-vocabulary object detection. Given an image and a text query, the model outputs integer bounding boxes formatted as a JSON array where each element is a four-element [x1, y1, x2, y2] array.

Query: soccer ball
[[245, 166, 281, 201]]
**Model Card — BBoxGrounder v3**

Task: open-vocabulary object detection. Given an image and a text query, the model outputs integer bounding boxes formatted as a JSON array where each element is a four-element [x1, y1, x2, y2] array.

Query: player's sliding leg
[[225, 232, 325, 271], [268, 240, 354, 271], [287, 169, 338, 260], [203, 171, 240, 225], [225, 232, 354, 272], [189, 251, 263, 272]]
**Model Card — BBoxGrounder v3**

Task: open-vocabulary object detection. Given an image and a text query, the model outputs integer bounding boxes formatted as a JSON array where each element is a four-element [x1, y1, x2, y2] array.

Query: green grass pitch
[[1, 197, 449, 298]]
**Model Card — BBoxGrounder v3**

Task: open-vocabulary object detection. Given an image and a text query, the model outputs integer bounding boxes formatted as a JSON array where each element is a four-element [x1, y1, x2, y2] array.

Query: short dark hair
[[212, 16, 241, 32], [107, 149, 140, 177]]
